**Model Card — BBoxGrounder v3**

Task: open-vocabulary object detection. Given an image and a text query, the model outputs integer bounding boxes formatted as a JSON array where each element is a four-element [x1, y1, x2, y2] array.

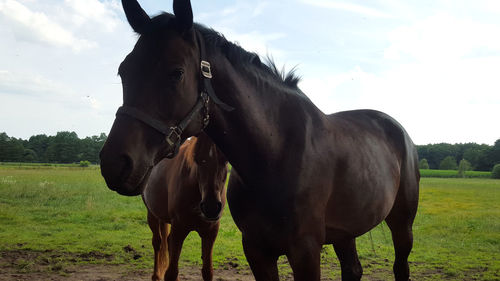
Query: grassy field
[[0, 165, 499, 280]]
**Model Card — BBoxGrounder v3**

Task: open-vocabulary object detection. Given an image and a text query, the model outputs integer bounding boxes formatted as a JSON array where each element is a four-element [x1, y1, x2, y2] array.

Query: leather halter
[[116, 30, 233, 158]]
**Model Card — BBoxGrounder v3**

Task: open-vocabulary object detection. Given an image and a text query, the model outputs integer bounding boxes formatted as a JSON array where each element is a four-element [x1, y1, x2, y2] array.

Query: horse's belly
[[142, 188, 171, 221], [324, 181, 398, 239]]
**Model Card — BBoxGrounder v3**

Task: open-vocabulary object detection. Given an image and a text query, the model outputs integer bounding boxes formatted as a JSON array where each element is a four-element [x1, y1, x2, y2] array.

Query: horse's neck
[[206, 55, 326, 181]]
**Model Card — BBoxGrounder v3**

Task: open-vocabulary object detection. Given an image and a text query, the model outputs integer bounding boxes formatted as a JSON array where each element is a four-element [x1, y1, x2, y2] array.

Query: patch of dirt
[[0, 250, 255, 281], [1, 249, 470, 280]]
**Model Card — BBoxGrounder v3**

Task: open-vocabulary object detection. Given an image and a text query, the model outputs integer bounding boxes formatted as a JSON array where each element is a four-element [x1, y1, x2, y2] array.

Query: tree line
[[417, 140, 500, 171], [1, 131, 499, 170], [0, 132, 107, 164]]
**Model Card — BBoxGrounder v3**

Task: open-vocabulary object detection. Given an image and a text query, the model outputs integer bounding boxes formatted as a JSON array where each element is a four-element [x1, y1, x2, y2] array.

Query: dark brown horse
[[142, 132, 228, 281], [100, 1, 420, 280]]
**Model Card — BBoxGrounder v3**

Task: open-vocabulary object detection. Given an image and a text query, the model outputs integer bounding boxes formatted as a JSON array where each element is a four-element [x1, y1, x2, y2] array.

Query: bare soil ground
[[0, 249, 420, 281], [0, 249, 256, 281]]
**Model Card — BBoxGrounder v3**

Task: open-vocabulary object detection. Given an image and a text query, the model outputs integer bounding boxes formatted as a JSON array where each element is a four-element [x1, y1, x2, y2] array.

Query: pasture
[[0, 165, 499, 280]]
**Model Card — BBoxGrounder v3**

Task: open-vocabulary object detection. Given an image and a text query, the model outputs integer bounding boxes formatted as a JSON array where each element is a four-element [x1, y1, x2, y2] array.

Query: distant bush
[[457, 159, 472, 178], [492, 164, 500, 179], [419, 158, 430, 169], [79, 160, 91, 167], [440, 156, 458, 170]]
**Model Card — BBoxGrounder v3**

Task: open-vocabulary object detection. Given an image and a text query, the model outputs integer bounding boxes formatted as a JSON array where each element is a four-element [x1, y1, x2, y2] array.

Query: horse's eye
[[169, 68, 184, 82]]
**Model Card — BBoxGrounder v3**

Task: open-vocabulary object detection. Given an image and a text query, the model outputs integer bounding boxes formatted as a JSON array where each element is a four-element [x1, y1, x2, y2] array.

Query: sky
[[0, 0, 499, 145]]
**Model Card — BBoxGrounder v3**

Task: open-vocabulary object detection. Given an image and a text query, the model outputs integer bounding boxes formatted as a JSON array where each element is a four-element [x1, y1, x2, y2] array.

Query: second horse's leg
[[164, 225, 189, 281], [148, 211, 171, 281], [200, 223, 220, 281]]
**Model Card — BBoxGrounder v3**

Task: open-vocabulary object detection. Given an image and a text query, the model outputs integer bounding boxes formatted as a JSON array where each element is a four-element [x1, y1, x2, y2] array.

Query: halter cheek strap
[[116, 91, 209, 157], [196, 32, 234, 112], [115, 29, 233, 158]]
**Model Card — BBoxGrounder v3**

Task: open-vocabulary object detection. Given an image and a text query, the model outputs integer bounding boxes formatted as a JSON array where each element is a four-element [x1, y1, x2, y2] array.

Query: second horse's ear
[[173, 0, 193, 32]]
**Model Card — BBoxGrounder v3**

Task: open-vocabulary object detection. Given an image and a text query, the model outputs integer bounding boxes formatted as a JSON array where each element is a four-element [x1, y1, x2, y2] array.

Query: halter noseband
[[115, 30, 233, 158]]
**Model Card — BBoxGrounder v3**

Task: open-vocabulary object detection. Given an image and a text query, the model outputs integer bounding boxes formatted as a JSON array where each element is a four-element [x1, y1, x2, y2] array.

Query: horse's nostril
[[200, 202, 207, 214], [200, 201, 223, 220]]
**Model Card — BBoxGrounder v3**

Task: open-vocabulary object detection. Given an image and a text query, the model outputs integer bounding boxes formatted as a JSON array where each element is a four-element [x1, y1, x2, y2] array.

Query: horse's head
[[193, 134, 228, 221], [100, 0, 208, 196]]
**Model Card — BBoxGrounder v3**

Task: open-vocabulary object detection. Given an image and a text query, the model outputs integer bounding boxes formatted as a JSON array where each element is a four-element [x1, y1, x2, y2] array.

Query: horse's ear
[[122, 0, 150, 34], [173, 0, 193, 32]]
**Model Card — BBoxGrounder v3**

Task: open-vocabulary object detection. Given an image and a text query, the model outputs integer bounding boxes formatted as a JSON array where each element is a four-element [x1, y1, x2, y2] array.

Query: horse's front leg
[[242, 236, 280, 281], [199, 223, 220, 281], [148, 211, 171, 281], [286, 235, 322, 281], [164, 225, 189, 281]]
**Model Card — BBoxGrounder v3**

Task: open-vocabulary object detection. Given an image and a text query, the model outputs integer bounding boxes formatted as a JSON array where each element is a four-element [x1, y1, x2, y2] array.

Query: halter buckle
[[200, 61, 212, 79], [166, 127, 182, 147]]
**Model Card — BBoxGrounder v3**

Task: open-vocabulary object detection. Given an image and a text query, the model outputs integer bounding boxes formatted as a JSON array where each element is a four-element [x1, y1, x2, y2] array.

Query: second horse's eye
[[169, 68, 184, 82]]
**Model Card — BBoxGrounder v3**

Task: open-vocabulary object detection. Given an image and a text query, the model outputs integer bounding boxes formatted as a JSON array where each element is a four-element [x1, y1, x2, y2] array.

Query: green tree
[[79, 133, 107, 164], [490, 140, 500, 166], [440, 156, 458, 170], [23, 149, 37, 162], [27, 134, 50, 162], [46, 131, 81, 163], [0, 132, 25, 162], [457, 159, 471, 178], [419, 158, 429, 169], [417, 143, 458, 169], [492, 164, 500, 179]]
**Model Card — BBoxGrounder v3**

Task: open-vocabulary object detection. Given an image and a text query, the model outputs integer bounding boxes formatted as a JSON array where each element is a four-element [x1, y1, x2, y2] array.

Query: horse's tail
[[399, 132, 420, 219]]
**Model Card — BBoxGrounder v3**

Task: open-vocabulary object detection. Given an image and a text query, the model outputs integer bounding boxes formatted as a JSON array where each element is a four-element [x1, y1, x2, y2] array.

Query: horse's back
[[324, 109, 419, 238]]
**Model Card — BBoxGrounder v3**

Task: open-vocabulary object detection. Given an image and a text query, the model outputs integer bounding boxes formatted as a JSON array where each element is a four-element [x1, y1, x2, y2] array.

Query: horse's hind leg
[[148, 211, 171, 281], [333, 238, 362, 281], [385, 214, 414, 281], [385, 184, 418, 281]]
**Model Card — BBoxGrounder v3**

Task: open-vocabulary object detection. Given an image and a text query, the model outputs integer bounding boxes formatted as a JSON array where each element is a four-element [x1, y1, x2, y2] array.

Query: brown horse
[[141, 133, 228, 281], [100, 1, 420, 280]]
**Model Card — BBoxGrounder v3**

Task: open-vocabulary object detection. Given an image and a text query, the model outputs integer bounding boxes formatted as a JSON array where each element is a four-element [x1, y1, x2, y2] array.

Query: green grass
[[0, 162, 99, 169], [420, 169, 492, 178], [1, 165, 499, 280]]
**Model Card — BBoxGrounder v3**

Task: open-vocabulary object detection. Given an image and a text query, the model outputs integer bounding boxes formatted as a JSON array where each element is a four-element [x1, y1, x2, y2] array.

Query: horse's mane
[[196, 24, 304, 91], [181, 137, 197, 169], [145, 13, 305, 95]]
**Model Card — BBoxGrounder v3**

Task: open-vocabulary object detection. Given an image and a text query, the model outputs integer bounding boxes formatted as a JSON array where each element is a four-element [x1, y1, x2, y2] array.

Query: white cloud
[[252, 1, 270, 17], [0, 70, 69, 98], [0, 70, 92, 104], [384, 13, 500, 62], [0, 0, 96, 51], [64, 0, 121, 32], [296, 11, 500, 144], [215, 27, 287, 61], [300, 57, 500, 145], [83, 95, 101, 110], [299, 0, 393, 18]]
